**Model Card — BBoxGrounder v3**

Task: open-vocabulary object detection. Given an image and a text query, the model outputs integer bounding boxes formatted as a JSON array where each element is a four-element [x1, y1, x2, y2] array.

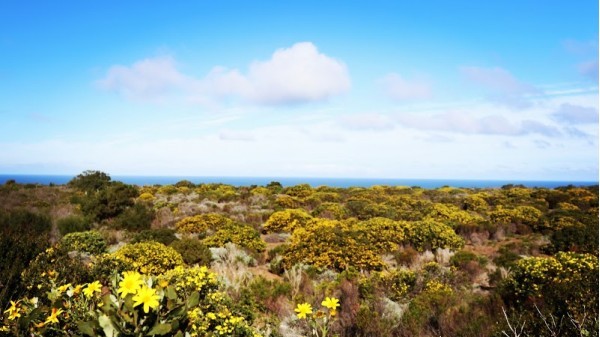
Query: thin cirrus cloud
[[577, 59, 599, 82], [396, 111, 561, 137], [379, 73, 432, 101], [460, 66, 538, 109], [96, 42, 351, 106], [338, 113, 395, 131], [552, 103, 599, 124]]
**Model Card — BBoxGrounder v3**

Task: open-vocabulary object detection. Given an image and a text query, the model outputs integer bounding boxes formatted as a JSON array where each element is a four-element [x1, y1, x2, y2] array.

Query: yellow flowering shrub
[[137, 192, 155, 201], [424, 203, 483, 229], [175, 213, 233, 233], [402, 219, 464, 251], [354, 217, 406, 252], [504, 252, 598, 307], [282, 219, 386, 271], [1, 268, 262, 337], [311, 202, 348, 220], [113, 241, 184, 274], [263, 208, 313, 233]]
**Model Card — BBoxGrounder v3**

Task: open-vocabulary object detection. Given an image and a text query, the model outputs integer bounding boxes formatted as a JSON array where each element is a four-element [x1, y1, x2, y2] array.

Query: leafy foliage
[[0, 210, 52, 308], [130, 228, 178, 245], [56, 215, 92, 235], [170, 238, 213, 266]]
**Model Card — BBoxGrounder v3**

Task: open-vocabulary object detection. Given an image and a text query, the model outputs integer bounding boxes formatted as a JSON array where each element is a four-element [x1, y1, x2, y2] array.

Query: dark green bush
[[493, 246, 521, 269], [0, 210, 52, 308], [112, 202, 155, 231], [130, 228, 178, 245], [450, 250, 479, 268], [170, 238, 212, 266], [57, 215, 92, 235]]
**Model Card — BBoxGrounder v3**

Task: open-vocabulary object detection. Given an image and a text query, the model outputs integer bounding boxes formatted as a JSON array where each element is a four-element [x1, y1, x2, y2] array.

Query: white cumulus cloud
[[97, 42, 350, 106], [207, 42, 351, 105]]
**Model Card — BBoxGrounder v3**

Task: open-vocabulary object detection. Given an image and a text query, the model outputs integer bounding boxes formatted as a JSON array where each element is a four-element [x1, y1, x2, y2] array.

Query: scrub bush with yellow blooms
[[175, 213, 233, 234], [294, 297, 341, 337], [282, 219, 386, 271], [113, 241, 184, 275], [500, 252, 598, 336], [1, 267, 262, 337], [263, 209, 313, 233], [502, 252, 598, 310]]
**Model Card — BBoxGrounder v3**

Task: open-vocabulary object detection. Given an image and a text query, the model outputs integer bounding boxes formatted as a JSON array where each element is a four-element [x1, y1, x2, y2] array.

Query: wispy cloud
[[218, 129, 255, 141], [379, 73, 431, 100], [460, 66, 538, 109], [338, 113, 395, 131], [96, 56, 190, 101], [396, 111, 560, 137], [578, 59, 599, 82], [552, 103, 598, 124], [96, 42, 350, 106]]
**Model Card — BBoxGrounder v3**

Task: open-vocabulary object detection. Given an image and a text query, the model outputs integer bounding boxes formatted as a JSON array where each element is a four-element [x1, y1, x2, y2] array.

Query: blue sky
[[0, 1, 598, 180]]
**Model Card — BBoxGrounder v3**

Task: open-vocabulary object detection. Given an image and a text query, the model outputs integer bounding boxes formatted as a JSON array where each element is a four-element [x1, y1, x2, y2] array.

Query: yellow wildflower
[[321, 297, 340, 311], [45, 308, 64, 325], [83, 281, 102, 298], [132, 286, 160, 313], [118, 271, 144, 298], [57, 283, 72, 294], [295, 303, 313, 319]]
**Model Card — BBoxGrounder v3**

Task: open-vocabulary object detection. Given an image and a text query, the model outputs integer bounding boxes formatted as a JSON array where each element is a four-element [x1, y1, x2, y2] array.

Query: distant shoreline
[[0, 174, 597, 189]]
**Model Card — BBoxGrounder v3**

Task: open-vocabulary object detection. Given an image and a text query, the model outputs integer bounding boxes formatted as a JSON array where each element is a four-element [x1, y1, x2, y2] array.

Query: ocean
[[0, 174, 597, 189]]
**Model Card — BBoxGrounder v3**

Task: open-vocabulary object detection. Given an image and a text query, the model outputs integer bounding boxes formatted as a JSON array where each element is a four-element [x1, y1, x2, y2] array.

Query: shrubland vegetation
[[0, 171, 597, 336]]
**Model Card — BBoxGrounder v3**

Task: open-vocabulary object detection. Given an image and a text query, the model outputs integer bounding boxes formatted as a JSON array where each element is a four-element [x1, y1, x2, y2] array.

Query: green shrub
[[130, 228, 178, 245], [493, 245, 521, 269], [170, 238, 213, 266], [57, 215, 92, 235], [449, 250, 479, 268], [113, 241, 184, 274], [0, 210, 52, 308], [60, 230, 107, 255], [112, 202, 154, 231]]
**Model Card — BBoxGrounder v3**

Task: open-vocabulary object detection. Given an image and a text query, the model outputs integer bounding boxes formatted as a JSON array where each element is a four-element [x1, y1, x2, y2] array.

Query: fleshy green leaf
[[98, 314, 118, 337], [187, 291, 199, 308], [148, 323, 172, 336], [77, 320, 97, 336]]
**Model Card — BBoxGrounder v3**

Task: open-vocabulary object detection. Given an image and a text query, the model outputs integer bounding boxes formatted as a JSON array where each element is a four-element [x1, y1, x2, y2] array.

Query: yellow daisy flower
[[294, 303, 313, 319]]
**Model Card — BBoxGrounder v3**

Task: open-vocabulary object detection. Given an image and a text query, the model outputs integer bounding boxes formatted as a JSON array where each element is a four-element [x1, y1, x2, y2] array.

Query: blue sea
[[0, 174, 597, 189]]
